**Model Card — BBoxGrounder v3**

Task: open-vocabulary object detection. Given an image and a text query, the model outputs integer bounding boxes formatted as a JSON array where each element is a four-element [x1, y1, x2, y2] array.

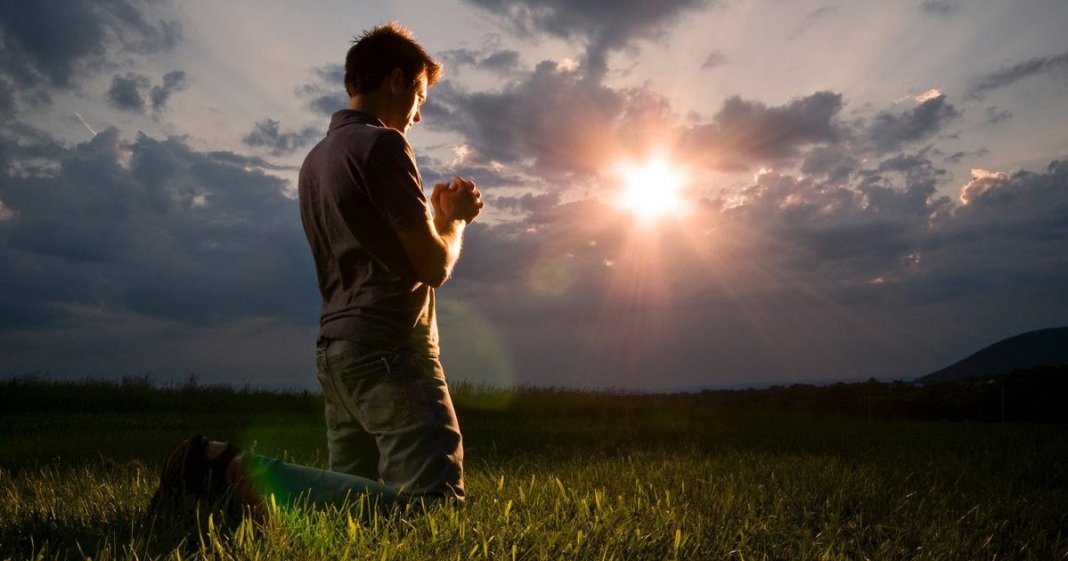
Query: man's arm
[[397, 178, 481, 288], [396, 216, 464, 288]]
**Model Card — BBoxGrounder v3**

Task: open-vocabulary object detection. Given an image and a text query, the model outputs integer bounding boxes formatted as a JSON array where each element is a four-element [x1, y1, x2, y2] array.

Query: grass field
[[1, 378, 1066, 560]]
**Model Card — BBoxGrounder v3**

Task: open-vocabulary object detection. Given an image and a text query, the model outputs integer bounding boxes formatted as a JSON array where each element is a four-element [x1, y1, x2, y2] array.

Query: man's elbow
[[413, 253, 450, 287], [420, 267, 449, 288], [402, 233, 453, 287]]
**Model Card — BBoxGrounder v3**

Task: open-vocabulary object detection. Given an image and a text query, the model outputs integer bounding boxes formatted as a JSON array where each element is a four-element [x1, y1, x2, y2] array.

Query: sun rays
[[614, 155, 691, 223]]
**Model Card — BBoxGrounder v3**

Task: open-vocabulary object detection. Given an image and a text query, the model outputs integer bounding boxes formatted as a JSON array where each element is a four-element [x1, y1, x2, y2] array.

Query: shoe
[[148, 434, 242, 514]]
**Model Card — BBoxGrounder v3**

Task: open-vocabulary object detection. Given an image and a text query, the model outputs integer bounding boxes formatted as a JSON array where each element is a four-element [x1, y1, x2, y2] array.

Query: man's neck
[[348, 96, 385, 121]]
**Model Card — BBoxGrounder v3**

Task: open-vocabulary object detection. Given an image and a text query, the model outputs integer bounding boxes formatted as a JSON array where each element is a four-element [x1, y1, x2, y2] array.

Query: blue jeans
[[314, 338, 464, 501], [241, 452, 406, 512]]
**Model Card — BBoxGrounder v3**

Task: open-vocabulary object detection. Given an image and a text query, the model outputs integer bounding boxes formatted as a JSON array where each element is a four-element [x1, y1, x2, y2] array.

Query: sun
[[614, 155, 689, 222]]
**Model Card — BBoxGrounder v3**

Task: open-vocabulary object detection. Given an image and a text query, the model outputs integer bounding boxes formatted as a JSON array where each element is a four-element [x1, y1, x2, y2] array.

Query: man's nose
[[414, 109, 422, 124]]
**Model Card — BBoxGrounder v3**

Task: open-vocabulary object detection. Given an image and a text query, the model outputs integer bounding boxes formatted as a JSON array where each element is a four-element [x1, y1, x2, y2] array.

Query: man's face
[[385, 70, 428, 136]]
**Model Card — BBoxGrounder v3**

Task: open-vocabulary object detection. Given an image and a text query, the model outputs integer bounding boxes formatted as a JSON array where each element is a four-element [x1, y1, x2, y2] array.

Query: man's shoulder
[[299, 113, 418, 194], [303, 122, 394, 176], [368, 127, 414, 160]]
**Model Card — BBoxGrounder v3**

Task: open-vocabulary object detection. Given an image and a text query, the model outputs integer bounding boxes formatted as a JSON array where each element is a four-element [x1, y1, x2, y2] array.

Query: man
[[298, 23, 482, 503]]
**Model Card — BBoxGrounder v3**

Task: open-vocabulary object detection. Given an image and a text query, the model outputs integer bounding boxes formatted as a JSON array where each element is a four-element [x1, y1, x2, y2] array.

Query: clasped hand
[[432, 176, 484, 224]]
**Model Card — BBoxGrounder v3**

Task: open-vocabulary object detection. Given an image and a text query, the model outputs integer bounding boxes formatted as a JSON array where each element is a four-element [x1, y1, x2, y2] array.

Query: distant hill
[[917, 327, 1068, 383]]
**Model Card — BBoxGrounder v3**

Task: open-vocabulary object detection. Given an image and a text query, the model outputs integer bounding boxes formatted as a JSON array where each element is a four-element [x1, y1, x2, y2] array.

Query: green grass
[[1, 379, 1066, 560]]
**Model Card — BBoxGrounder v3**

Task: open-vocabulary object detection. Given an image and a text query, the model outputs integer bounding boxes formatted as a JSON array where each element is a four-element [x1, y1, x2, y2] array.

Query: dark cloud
[[440, 49, 479, 67], [984, 106, 1012, 125], [434, 151, 1068, 387], [967, 49, 1068, 99], [308, 94, 348, 117], [204, 150, 299, 172], [686, 91, 844, 170], [440, 48, 522, 75], [298, 64, 347, 116], [428, 61, 640, 175], [243, 119, 322, 156], [107, 72, 150, 111], [422, 76, 1062, 384], [801, 145, 857, 183], [943, 147, 989, 164], [701, 50, 727, 70], [488, 191, 561, 221], [107, 70, 188, 113], [916, 161, 1068, 305], [3, 85, 1066, 388], [0, 128, 317, 333], [416, 153, 533, 193], [919, 0, 956, 16], [860, 150, 947, 193], [150, 70, 187, 111], [432, 77, 957, 180], [0, 77, 15, 117], [461, 0, 709, 79], [0, 0, 181, 93], [480, 49, 521, 73], [865, 93, 960, 152]]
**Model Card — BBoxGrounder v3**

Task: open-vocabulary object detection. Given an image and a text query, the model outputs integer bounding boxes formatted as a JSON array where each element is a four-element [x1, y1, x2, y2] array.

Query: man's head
[[345, 23, 442, 135]]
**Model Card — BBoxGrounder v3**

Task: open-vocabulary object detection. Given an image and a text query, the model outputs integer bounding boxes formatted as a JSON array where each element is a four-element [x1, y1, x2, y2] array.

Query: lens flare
[[437, 298, 516, 410]]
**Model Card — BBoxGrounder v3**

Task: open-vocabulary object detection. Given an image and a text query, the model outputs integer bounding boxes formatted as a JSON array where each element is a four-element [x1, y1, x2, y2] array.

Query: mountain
[[916, 327, 1068, 383]]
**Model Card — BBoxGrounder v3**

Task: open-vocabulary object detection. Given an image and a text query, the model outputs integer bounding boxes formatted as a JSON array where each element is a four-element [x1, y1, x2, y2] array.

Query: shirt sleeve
[[362, 129, 432, 232]]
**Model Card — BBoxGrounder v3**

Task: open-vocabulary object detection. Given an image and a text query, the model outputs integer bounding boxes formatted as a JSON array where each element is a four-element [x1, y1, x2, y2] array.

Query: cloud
[[488, 191, 561, 221], [957, 161, 1068, 211], [701, 50, 727, 70], [911, 161, 1068, 305], [461, 0, 710, 79], [428, 61, 656, 175], [919, 0, 956, 16], [150, 70, 187, 111], [298, 64, 348, 116], [983, 106, 1012, 125], [440, 49, 479, 68], [107, 72, 151, 111], [0, 127, 317, 333], [243, 119, 321, 156], [3, 68, 1066, 387], [865, 93, 959, 152], [801, 145, 857, 183], [480, 49, 522, 73], [0, 198, 16, 222], [430, 76, 959, 180], [790, 6, 838, 40], [203, 151, 299, 172], [0, 77, 15, 117], [107, 70, 188, 113], [441, 48, 522, 75], [434, 150, 1068, 386], [0, 0, 181, 92], [686, 91, 844, 170], [967, 49, 1068, 99]]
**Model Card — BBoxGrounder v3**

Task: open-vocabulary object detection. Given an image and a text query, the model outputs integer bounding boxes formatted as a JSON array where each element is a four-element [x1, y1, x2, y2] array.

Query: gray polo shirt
[[298, 110, 437, 353]]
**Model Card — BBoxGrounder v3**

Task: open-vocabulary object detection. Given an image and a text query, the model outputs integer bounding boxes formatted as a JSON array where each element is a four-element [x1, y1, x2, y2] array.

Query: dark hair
[[344, 22, 442, 97]]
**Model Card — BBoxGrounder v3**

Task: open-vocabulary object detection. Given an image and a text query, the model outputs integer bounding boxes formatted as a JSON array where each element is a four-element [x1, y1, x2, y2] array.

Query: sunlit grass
[[1, 379, 1066, 560]]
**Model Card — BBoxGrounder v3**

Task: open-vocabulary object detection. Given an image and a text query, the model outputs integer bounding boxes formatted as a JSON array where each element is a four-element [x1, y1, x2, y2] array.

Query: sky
[[1, 0, 1066, 391]]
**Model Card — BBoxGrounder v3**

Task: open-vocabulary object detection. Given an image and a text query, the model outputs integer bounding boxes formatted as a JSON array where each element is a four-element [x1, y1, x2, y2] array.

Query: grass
[[1, 378, 1066, 560]]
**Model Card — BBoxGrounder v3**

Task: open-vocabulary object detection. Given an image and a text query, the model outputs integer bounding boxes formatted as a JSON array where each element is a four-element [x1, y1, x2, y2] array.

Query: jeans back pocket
[[335, 351, 410, 432]]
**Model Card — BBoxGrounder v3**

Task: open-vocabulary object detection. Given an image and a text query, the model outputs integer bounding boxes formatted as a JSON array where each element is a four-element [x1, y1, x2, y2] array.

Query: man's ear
[[388, 68, 405, 93]]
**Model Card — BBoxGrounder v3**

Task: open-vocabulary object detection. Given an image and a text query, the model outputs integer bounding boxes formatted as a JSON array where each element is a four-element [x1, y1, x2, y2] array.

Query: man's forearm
[[433, 215, 466, 282]]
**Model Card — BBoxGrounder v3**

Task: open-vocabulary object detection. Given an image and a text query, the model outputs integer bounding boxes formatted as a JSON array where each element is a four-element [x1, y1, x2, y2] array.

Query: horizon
[[1, 0, 1066, 390]]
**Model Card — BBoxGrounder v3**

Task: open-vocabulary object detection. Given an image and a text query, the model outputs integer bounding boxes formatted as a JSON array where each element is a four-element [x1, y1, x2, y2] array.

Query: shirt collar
[[328, 109, 386, 132]]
